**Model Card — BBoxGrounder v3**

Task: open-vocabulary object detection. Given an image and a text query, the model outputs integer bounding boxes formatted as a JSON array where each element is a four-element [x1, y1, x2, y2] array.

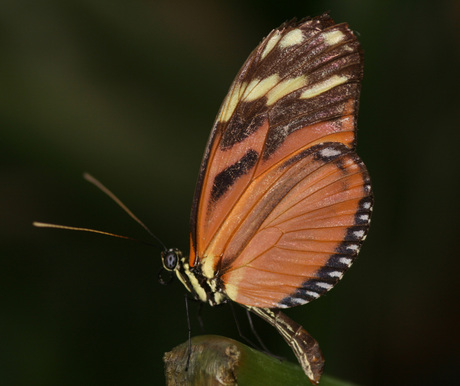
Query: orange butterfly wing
[[220, 142, 372, 308], [189, 14, 371, 308]]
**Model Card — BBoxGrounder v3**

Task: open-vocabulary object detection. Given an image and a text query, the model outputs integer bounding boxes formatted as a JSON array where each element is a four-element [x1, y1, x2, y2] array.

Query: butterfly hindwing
[[219, 142, 372, 308]]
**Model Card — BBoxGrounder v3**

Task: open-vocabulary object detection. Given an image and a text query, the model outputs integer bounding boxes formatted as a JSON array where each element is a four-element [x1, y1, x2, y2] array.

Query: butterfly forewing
[[190, 15, 364, 271], [189, 14, 371, 311]]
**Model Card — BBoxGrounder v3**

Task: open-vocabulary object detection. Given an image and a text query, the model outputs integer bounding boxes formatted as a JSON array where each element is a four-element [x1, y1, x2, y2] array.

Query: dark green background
[[2, 0, 459, 385]]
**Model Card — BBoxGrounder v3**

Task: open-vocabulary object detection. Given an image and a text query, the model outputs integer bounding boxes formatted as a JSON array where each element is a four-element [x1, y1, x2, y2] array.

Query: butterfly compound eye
[[161, 249, 180, 271]]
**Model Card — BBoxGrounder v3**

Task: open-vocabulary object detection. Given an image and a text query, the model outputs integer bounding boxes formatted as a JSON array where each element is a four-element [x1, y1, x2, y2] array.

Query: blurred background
[[2, 0, 459, 385]]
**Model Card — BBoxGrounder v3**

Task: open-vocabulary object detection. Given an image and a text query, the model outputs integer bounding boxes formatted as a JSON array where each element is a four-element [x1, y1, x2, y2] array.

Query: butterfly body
[[162, 248, 227, 306], [162, 13, 373, 384]]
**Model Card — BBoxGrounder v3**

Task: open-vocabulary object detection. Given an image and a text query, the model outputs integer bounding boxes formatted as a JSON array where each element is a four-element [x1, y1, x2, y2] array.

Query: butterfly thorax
[[161, 248, 227, 306]]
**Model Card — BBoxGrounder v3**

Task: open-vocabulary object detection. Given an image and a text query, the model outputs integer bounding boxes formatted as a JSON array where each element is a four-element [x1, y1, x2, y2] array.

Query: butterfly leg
[[245, 308, 285, 360], [196, 301, 205, 333], [184, 293, 192, 372], [229, 302, 264, 351]]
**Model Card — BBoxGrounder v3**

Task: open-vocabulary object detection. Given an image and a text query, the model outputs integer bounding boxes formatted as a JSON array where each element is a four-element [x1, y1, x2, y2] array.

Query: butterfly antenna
[[32, 222, 156, 244], [83, 173, 167, 251]]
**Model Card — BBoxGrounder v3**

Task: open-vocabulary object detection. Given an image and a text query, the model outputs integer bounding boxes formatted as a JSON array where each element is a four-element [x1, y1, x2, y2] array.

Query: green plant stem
[[163, 335, 356, 386]]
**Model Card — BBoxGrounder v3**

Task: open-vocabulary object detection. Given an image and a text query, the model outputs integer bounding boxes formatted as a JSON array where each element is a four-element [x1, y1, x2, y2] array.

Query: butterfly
[[160, 13, 372, 385]]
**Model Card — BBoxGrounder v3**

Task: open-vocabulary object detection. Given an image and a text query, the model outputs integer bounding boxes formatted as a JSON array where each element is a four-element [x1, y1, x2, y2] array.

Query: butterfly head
[[161, 248, 182, 271]]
